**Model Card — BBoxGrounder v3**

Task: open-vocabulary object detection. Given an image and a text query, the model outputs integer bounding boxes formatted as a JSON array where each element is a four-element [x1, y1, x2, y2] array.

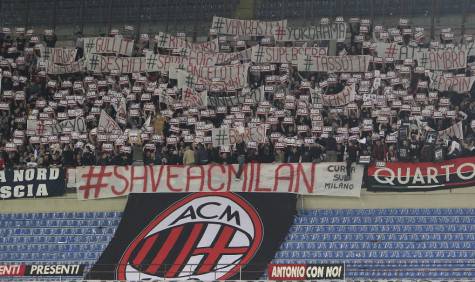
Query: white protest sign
[[376, 42, 468, 70], [273, 22, 347, 42], [27, 120, 52, 135], [182, 87, 208, 108], [208, 86, 265, 107], [321, 84, 356, 107], [40, 47, 77, 64], [48, 117, 87, 134], [210, 16, 287, 37], [86, 54, 147, 74], [84, 36, 134, 56], [298, 55, 370, 72], [212, 127, 230, 147], [43, 59, 85, 74], [177, 63, 250, 90], [431, 75, 475, 93], [75, 162, 362, 199], [251, 46, 327, 64], [229, 124, 267, 144], [155, 32, 219, 52]]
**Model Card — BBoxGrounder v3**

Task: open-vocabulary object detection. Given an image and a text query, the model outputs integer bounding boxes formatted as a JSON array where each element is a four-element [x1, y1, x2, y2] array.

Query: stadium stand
[[2, 209, 475, 279], [274, 208, 475, 279]]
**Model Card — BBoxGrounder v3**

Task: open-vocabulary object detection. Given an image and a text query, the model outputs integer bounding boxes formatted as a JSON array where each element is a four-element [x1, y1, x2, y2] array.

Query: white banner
[[375, 43, 468, 70], [177, 63, 250, 90], [43, 59, 86, 74], [49, 117, 87, 134], [83, 36, 134, 56], [40, 47, 77, 65], [321, 84, 356, 107], [431, 75, 475, 93], [86, 54, 147, 74], [155, 32, 219, 52], [182, 87, 208, 108], [74, 163, 363, 199], [251, 46, 327, 64], [176, 47, 254, 66], [211, 16, 287, 37], [273, 22, 347, 42], [229, 124, 267, 145], [208, 86, 265, 107], [27, 117, 87, 135], [298, 55, 371, 72]]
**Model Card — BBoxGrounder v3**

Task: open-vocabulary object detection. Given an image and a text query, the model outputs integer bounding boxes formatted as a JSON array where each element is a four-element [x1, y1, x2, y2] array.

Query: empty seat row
[[290, 224, 475, 233], [0, 211, 122, 220], [0, 227, 116, 237], [0, 219, 121, 228], [0, 243, 108, 252], [275, 249, 475, 259], [294, 215, 475, 225], [286, 232, 475, 242], [297, 208, 475, 216], [0, 234, 112, 244], [0, 251, 101, 261], [282, 241, 475, 251]]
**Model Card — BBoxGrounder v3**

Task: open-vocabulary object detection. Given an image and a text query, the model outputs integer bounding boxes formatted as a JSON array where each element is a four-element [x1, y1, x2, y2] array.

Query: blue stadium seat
[[277, 208, 475, 279]]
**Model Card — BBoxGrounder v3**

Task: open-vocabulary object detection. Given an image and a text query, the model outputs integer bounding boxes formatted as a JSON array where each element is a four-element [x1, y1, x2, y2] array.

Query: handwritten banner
[[155, 32, 219, 52], [251, 46, 327, 64], [208, 86, 265, 107], [273, 22, 347, 42], [75, 163, 363, 199], [321, 84, 356, 107], [40, 47, 77, 65], [431, 75, 475, 93], [177, 63, 250, 90], [298, 55, 370, 72], [376, 43, 468, 70], [211, 16, 287, 37], [86, 54, 146, 74], [83, 36, 134, 56], [43, 59, 85, 75]]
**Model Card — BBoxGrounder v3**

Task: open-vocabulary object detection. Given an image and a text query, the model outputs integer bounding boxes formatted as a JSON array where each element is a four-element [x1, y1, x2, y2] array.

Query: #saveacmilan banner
[[75, 163, 363, 200], [0, 168, 65, 200], [367, 156, 475, 191], [85, 192, 296, 280]]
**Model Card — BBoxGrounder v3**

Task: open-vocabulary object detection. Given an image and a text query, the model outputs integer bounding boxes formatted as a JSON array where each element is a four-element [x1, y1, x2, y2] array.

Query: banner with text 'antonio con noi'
[[367, 156, 475, 191], [74, 163, 363, 200], [85, 192, 296, 280]]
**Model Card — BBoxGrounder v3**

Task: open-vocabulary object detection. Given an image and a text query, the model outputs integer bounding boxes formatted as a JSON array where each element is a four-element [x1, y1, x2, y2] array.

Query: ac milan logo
[[116, 193, 263, 280]]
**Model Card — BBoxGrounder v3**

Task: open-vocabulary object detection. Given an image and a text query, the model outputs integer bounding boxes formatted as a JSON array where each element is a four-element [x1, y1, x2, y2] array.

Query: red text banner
[[74, 163, 363, 200], [84, 36, 134, 56], [211, 16, 287, 37], [367, 156, 475, 191], [298, 55, 370, 72], [86, 54, 147, 74], [251, 46, 327, 64]]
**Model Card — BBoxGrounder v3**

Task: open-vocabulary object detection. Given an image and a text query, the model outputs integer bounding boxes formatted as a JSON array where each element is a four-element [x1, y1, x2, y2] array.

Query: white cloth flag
[[98, 110, 123, 134]]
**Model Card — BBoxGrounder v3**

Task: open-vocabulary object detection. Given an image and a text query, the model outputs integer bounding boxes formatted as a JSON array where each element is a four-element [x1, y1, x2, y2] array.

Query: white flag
[[98, 110, 122, 134]]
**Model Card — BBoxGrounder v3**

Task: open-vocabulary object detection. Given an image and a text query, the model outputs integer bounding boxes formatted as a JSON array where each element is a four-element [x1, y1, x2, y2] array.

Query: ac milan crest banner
[[367, 156, 475, 191], [85, 193, 296, 280]]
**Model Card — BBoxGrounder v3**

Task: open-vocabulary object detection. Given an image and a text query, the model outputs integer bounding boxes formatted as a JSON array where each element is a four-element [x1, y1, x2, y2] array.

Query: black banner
[[367, 156, 475, 191], [25, 264, 85, 276], [0, 168, 66, 200], [86, 193, 296, 280]]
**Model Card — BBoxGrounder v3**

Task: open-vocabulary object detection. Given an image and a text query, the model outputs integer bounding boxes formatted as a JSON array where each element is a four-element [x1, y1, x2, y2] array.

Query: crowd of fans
[[0, 20, 474, 170]]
